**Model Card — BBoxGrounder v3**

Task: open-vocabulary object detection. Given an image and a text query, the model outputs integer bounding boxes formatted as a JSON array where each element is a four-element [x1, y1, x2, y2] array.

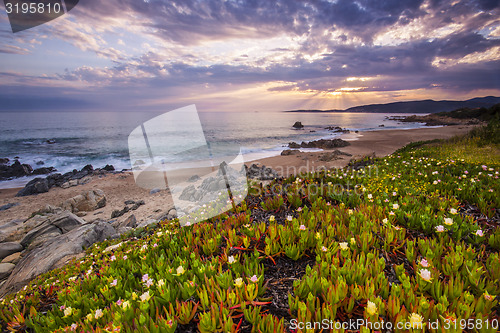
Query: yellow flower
[[176, 266, 185, 275], [122, 300, 130, 309], [157, 279, 165, 287], [131, 292, 138, 300], [63, 307, 73, 317], [269, 215, 275, 222], [86, 313, 93, 321], [366, 301, 377, 316], [234, 278, 244, 288], [409, 313, 423, 328], [339, 242, 349, 250], [350, 237, 356, 245]]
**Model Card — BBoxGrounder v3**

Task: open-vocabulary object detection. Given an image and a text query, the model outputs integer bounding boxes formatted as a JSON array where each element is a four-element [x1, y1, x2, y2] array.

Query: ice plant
[[419, 259, 429, 267], [94, 309, 103, 319], [436, 225, 445, 233], [250, 275, 259, 283], [419, 269, 432, 282], [176, 266, 185, 275], [366, 301, 377, 316], [392, 203, 399, 209], [269, 215, 275, 222], [444, 218, 453, 225], [475, 229, 484, 236], [140, 291, 151, 302], [339, 242, 349, 250], [63, 307, 73, 317], [234, 278, 244, 288], [299, 224, 306, 231], [227, 256, 236, 264], [450, 208, 457, 214], [409, 313, 423, 328]]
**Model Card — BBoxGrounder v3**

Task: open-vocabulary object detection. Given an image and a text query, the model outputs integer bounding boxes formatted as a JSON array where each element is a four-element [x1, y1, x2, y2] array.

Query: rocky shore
[[0, 162, 279, 296]]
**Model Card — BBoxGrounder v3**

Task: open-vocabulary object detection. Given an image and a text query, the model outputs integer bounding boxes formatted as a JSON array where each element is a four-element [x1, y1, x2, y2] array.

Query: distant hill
[[285, 96, 500, 114]]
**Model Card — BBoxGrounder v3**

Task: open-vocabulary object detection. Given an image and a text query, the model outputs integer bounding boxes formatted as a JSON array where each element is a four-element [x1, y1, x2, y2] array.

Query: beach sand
[[0, 125, 475, 227]]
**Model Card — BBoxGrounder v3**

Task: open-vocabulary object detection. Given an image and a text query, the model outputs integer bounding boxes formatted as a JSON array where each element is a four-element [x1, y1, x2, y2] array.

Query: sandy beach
[[0, 125, 475, 227]]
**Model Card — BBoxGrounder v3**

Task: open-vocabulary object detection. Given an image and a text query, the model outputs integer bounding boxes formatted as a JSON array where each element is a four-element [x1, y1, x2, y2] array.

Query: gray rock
[[0, 263, 15, 280], [60, 189, 106, 213], [0, 221, 116, 296], [122, 214, 137, 228], [187, 175, 200, 182], [0, 242, 23, 260], [137, 219, 157, 229], [0, 203, 18, 211], [20, 211, 85, 248], [292, 121, 304, 129], [281, 149, 300, 156], [0, 219, 24, 243], [16, 178, 49, 197], [150, 188, 161, 194]]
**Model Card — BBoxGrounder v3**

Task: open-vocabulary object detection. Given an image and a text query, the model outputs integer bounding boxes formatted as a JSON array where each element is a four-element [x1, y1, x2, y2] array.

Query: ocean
[[0, 110, 426, 188]]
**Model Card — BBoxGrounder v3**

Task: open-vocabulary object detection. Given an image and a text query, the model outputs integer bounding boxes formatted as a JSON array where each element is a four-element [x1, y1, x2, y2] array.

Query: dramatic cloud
[[0, 0, 499, 111]]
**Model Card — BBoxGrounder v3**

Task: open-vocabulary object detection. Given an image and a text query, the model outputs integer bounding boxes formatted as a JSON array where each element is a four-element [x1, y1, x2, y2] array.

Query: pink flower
[[110, 255, 116, 261], [116, 299, 123, 306], [420, 259, 429, 267], [250, 275, 258, 283], [71, 323, 77, 331], [110, 279, 117, 287], [436, 225, 445, 233], [142, 274, 149, 282], [299, 225, 306, 231], [475, 229, 484, 237], [123, 255, 128, 260]]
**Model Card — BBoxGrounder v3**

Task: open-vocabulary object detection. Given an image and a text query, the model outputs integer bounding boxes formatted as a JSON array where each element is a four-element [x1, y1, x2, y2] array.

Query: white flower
[[382, 218, 388, 224], [321, 246, 328, 252], [140, 291, 151, 302], [450, 208, 457, 214], [392, 203, 399, 209], [339, 242, 349, 250], [367, 194, 373, 199], [444, 218, 453, 226], [94, 309, 103, 319], [176, 266, 185, 275], [287, 215, 293, 221], [409, 313, 423, 327], [63, 307, 73, 317], [419, 269, 432, 282], [475, 229, 484, 237], [228, 256, 236, 264], [436, 225, 445, 233]]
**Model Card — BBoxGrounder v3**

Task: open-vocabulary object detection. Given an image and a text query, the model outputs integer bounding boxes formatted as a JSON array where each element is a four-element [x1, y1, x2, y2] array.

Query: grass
[[0, 121, 499, 333]]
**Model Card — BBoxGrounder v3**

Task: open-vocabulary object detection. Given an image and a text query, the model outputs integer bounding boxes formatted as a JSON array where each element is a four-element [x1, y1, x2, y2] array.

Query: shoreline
[[0, 125, 475, 228]]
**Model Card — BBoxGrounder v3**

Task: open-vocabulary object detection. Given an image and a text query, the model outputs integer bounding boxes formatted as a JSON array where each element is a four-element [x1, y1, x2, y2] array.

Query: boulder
[[245, 164, 279, 180], [0, 263, 15, 280], [0, 242, 23, 260], [20, 211, 85, 248], [319, 150, 352, 162], [16, 178, 49, 197], [0, 221, 116, 296], [60, 189, 106, 213], [0, 158, 9, 165], [292, 121, 304, 129], [118, 214, 137, 229]]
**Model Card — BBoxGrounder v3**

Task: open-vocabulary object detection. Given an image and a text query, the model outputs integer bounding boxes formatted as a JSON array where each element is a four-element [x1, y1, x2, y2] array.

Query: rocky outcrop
[[110, 200, 145, 218], [318, 150, 352, 162], [281, 149, 300, 156], [0, 221, 116, 297], [0, 160, 33, 180], [60, 189, 107, 213], [292, 121, 304, 129], [288, 138, 350, 149], [15, 164, 116, 196], [32, 167, 56, 175], [20, 212, 85, 248], [245, 164, 279, 180], [0, 158, 9, 164], [325, 126, 350, 133]]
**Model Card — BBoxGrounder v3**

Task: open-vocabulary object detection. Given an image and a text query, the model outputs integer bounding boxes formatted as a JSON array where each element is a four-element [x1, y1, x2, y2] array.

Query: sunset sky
[[0, 0, 499, 112]]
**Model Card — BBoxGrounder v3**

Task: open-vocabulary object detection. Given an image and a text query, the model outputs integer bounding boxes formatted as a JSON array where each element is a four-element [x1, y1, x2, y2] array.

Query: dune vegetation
[[1, 119, 499, 333]]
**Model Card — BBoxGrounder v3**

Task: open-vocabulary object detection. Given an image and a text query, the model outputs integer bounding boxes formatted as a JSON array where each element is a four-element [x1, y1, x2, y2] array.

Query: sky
[[0, 0, 499, 112]]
